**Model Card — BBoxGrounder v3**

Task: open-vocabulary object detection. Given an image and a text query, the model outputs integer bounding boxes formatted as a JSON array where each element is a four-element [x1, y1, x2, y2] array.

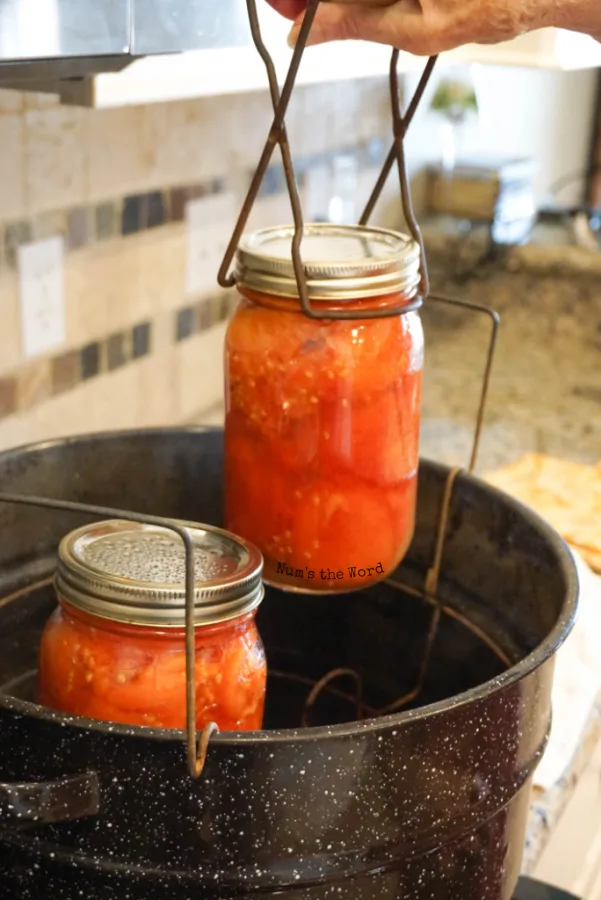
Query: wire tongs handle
[[218, 0, 438, 320]]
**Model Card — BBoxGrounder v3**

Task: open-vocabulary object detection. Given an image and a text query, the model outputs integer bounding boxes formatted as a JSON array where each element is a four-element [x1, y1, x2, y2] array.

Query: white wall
[[404, 64, 598, 206]]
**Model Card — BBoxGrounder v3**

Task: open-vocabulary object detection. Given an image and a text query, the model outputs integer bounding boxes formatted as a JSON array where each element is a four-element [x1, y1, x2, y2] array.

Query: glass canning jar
[[224, 223, 424, 594], [37, 520, 266, 732]]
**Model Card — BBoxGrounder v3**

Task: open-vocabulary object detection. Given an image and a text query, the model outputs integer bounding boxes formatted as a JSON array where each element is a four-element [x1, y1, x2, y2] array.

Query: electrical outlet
[[185, 193, 237, 296], [18, 236, 66, 360]]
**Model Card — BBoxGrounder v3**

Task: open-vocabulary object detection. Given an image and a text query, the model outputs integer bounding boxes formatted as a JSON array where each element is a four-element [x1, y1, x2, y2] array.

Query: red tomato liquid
[[224, 289, 423, 593], [37, 601, 267, 731]]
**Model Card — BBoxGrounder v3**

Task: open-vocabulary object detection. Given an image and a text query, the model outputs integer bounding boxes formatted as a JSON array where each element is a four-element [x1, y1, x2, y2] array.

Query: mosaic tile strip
[[0, 179, 224, 271], [176, 293, 237, 344], [106, 331, 130, 372], [51, 351, 79, 396], [0, 137, 387, 420], [132, 322, 151, 359], [0, 378, 17, 419], [80, 342, 101, 381], [176, 306, 196, 342], [0, 290, 236, 422], [0, 140, 387, 273], [256, 139, 387, 197]]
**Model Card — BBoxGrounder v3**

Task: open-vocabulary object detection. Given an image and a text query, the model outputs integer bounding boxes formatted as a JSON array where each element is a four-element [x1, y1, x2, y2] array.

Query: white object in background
[[61, 2, 600, 110], [329, 154, 359, 225], [531, 551, 601, 897], [81, 39, 402, 109], [73, 31, 601, 108], [571, 211, 600, 251], [450, 28, 601, 71], [17, 236, 66, 359], [533, 735, 601, 896], [534, 548, 601, 790], [304, 163, 331, 223], [185, 193, 236, 296]]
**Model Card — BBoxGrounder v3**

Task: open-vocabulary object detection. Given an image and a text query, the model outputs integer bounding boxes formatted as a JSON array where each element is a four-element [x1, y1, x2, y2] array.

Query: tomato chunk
[[37, 604, 267, 732], [224, 291, 423, 593], [339, 372, 422, 485], [227, 302, 422, 421]]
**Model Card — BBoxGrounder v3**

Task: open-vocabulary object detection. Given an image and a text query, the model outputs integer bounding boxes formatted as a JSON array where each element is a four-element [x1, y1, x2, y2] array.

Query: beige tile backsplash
[[0, 79, 392, 455], [136, 225, 187, 315], [0, 88, 23, 114], [0, 115, 25, 220], [25, 106, 88, 214], [175, 322, 229, 423], [87, 106, 157, 203], [0, 271, 22, 377], [63, 244, 111, 347]]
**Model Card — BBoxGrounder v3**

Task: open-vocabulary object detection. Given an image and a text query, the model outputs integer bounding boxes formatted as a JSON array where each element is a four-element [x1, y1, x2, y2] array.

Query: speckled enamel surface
[[0, 688, 549, 899], [0, 428, 576, 900]]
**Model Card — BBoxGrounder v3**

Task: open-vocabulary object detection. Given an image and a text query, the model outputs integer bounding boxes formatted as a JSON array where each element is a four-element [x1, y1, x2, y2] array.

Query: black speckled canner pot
[[0, 428, 577, 900]]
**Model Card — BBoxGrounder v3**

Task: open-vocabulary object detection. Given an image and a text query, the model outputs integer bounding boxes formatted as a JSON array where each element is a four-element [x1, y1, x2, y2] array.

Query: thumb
[[287, 1, 426, 52]]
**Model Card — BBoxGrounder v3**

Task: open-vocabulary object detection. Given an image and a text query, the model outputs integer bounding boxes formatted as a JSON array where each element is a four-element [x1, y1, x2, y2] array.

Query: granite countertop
[[193, 230, 601, 875], [419, 223, 601, 474]]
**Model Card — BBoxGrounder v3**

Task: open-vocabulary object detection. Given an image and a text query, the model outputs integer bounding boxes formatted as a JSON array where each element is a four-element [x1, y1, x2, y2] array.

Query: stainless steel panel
[[0, 0, 254, 94], [0, 0, 130, 61], [132, 0, 251, 54]]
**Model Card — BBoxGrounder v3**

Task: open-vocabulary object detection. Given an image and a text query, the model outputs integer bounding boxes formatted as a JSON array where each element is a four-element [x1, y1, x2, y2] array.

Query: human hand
[[266, 0, 599, 55]]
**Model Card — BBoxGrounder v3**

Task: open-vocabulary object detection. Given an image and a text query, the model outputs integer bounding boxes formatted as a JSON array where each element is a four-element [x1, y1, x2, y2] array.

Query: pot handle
[[0, 772, 100, 825]]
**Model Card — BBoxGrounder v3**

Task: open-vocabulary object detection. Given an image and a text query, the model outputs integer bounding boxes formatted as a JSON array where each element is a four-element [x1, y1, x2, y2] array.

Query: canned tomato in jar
[[224, 223, 424, 594], [37, 520, 266, 731]]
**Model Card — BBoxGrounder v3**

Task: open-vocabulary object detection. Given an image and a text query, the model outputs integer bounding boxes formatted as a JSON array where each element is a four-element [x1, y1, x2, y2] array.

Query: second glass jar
[[37, 520, 267, 731], [224, 223, 424, 594]]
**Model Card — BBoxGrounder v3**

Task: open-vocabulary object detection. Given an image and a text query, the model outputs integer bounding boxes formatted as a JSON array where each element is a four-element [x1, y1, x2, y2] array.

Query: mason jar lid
[[235, 223, 421, 301], [55, 520, 264, 628]]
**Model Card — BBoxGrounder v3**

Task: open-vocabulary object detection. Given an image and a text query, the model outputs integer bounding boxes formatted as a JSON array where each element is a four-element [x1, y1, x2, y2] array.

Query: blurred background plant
[[429, 70, 480, 173]]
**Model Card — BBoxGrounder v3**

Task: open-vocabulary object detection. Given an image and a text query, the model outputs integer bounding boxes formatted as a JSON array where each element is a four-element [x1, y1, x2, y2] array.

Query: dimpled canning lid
[[55, 520, 264, 627], [234, 223, 422, 301]]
